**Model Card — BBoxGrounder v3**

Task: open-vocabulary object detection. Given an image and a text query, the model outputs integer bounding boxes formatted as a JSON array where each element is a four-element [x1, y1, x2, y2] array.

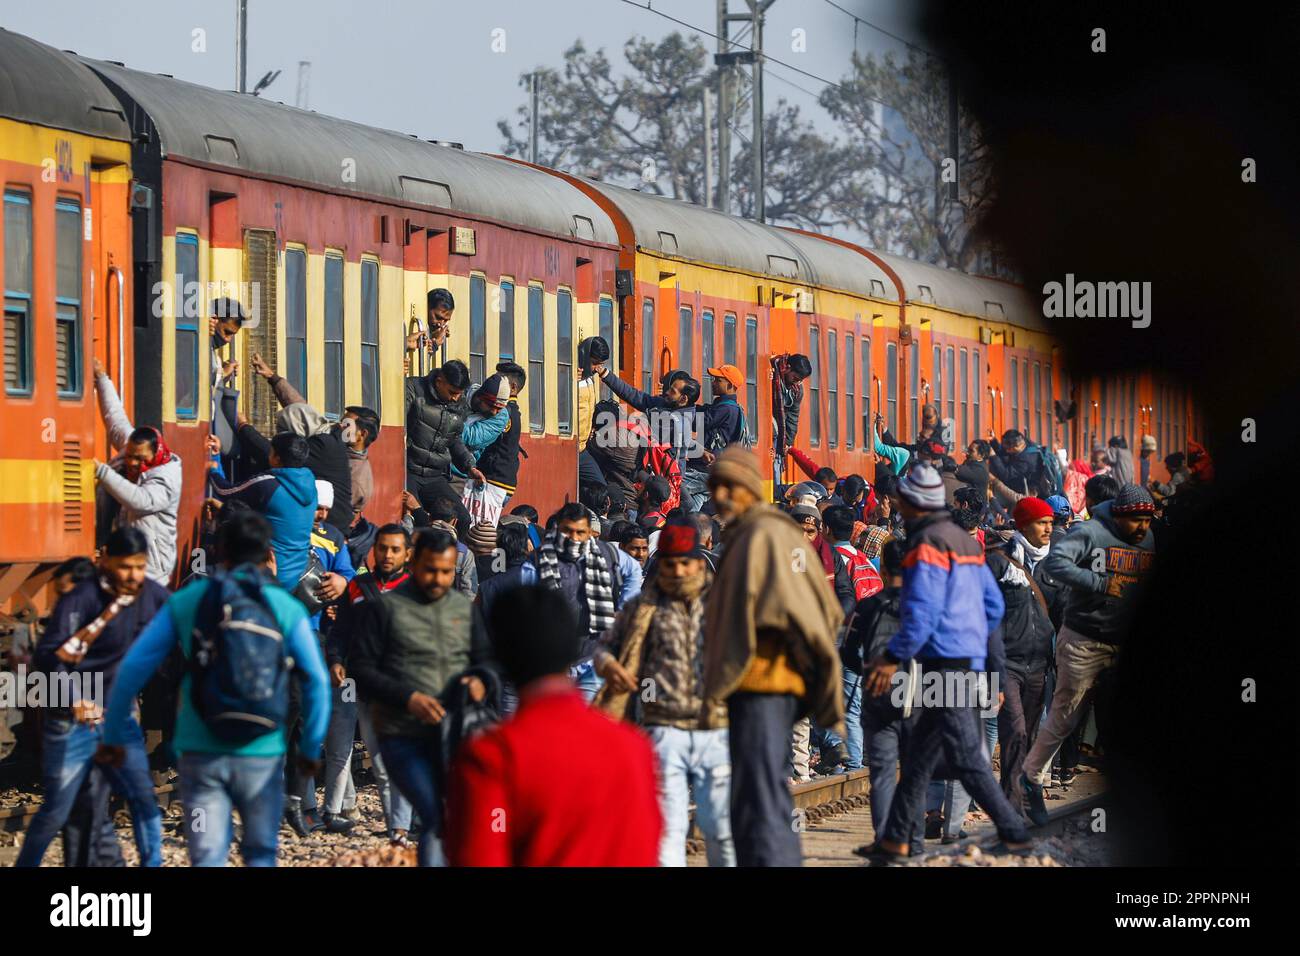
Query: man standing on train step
[[772, 353, 812, 484]]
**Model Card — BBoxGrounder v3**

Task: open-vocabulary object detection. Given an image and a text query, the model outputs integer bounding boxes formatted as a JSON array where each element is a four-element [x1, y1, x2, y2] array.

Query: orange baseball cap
[[706, 364, 744, 390]]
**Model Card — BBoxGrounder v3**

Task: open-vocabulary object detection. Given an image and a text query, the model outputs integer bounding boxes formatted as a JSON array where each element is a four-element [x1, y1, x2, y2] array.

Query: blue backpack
[[189, 565, 290, 744]]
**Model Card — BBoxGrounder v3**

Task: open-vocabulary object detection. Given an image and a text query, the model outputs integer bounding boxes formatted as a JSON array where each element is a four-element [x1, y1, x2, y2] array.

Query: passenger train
[[0, 26, 1200, 636]]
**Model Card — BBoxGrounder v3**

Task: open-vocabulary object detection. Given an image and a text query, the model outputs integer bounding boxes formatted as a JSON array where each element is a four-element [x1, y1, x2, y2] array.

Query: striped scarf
[[537, 530, 616, 639]]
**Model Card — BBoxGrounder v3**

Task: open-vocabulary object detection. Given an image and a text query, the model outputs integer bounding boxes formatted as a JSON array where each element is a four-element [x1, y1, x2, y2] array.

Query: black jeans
[[409, 474, 471, 541], [881, 666, 1031, 846], [998, 667, 1047, 811], [61, 766, 125, 867], [728, 692, 803, 867], [861, 699, 926, 848]]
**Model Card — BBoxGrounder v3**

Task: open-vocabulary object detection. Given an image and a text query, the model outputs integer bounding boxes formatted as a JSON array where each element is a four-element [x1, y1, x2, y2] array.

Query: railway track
[[0, 780, 179, 835]]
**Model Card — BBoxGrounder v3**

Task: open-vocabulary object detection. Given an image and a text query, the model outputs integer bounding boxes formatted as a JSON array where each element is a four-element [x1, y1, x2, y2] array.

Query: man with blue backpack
[[97, 512, 330, 867]]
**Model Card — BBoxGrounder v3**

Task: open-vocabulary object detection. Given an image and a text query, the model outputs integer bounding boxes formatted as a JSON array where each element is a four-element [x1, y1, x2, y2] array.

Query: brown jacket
[[702, 503, 845, 732]]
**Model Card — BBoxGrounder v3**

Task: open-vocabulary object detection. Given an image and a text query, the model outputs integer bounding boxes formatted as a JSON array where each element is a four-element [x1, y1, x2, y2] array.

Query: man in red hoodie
[[445, 585, 662, 866]]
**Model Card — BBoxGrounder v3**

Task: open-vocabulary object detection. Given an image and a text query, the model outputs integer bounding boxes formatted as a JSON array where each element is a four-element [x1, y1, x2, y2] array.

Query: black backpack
[[189, 565, 291, 744], [440, 667, 503, 770]]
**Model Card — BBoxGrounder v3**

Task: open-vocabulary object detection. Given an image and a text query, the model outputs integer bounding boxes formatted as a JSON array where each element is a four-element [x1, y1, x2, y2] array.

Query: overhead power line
[[819, 0, 943, 60]]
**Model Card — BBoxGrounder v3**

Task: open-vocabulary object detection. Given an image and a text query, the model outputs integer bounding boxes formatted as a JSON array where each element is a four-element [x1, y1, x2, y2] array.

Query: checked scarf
[[536, 529, 616, 639]]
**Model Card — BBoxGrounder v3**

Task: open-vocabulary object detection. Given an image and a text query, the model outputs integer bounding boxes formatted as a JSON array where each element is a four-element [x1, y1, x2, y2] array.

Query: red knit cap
[[1012, 497, 1054, 527]]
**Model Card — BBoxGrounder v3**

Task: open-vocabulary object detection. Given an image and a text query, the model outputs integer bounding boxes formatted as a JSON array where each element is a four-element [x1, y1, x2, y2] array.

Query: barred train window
[[174, 232, 200, 417], [886, 342, 898, 436], [599, 297, 614, 365], [723, 313, 736, 366], [557, 289, 572, 434], [745, 316, 757, 441], [642, 298, 656, 392], [360, 259, 380, 413], [701, 310, 714, 402], [528, 285, 545, 432], [861, 337, 872, 444], [469, 274, 487, 385], [945, 346, 955, 429], [55, 198, 82, 397], [324, 253, 345, 418], [827, 329, 838, 448], [4, 190, 33, 395], [284, 247, 307, 399], [845, 333, 855, 449], [498, 280, 515, 363], [809, 326, 821, 446], [678, 306, 693, 378]]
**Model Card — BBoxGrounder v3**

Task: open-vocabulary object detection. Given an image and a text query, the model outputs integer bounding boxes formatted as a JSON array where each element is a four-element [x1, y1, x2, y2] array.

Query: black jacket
[[955, 458, 990, 495], [841, 587, 905, 721], [236, 422, 353, 532], [404, 372, 476, 481], [476, 399, 523, 493], [989, 440, 1045, 496], [985, 544, 1055, 676]]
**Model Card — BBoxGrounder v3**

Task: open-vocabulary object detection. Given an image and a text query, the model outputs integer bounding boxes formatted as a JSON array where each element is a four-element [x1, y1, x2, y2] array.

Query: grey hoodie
[[93, 372, 182, 584], [1041, 500, 1155, 645]]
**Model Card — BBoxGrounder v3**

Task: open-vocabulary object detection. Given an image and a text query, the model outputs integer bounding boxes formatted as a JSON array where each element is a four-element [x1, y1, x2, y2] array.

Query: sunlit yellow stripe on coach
[[0, 459, 94, 505]]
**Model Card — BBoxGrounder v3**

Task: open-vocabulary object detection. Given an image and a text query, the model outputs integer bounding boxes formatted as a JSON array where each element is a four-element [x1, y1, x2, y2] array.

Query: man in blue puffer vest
[[861, 463, 1034, 862], [209, 433, 317, 588]]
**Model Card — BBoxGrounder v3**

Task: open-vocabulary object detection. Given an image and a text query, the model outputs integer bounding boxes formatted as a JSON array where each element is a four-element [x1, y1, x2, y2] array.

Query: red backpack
[[624, 418, 682, 512], [834, 544, 884, 602]]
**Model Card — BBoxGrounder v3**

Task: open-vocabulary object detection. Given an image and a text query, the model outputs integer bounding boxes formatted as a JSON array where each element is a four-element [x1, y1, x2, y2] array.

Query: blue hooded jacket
[[212, 466, 317, 587]]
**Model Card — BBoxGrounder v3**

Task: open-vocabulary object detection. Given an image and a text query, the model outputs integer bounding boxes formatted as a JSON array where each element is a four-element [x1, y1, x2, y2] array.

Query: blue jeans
[[572, 663, 603, 703], [814, 673, 865, 770], [728, 692, 803, 866], [679, 469, 709, 513], [17, 716, 162, 867], [862, 702, 925, 847], [647, 726, 735, 867], [180, 753, 285, 866], [322, 687, 412, 832], [378, 734, 446, 867]]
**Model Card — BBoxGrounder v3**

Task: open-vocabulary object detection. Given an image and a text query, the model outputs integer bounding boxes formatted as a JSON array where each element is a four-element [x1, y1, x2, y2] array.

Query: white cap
[[315, 479, 334, 510]]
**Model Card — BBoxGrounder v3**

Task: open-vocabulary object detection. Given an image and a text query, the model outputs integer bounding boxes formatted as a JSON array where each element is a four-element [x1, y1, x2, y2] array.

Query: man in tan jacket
[[702, 447, 844, 866]]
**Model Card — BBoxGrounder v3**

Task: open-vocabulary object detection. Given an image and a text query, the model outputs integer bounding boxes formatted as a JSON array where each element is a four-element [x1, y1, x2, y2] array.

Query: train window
[[973, 349, 981, 440], [642, 298, 656, 393], [959, 347, 968, 448], [845, 333, 854, 449], [1023, 360, 1031, 436], [469, 274, 487, 386], [324, 253, 345, 418], [886, 342, 898, 437], [557, 288, 573, 435], [827, 330, 839, 448], [1010, 357, 1019, 434], [284, 247, 307, 399], [498, 279, 515, 363], [1099, 378, 1108, 448], [678, 306, 693, 378], [861, 337, 871, 445], [932, 345, 941, 416], [1128, 376, 1136, 448], [745, 316, 758, 442], [4, 190, 33, 395], [809, 326, 821, 446], [174, 231, 200, 418], [1033, 362, 1042, 446], [599, 296, 615, 365], [1046, 365, 1055, 449], [909, 341, 918, 439], [701, 309, 714, 402], [360, 258, 380, 414], [55, 198, 82, 397], [723, 313, 736, 366], [945, 346, 955, 433], [528, 284, 545, 432]]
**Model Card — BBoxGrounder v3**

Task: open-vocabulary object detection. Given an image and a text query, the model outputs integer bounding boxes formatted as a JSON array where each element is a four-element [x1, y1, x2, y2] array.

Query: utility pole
[[703, 89, 714, 208], [235, 0, 248, 94], [528, 73, 540, 165], [295, 60, 311, 109], [716, 0, 732, 212], [747, 0, 774, 223]]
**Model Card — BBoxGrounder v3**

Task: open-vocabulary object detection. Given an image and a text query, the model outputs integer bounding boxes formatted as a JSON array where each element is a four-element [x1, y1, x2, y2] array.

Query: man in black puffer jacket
[[985, 497, 1056, 816], [405, 360, 483, 530]]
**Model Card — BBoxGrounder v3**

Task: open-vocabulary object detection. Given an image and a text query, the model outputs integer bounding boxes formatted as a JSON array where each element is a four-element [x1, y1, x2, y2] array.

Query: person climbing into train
[[16, 528, 168, 868], [593, 517, 735, 867], [404, 357, 485, 536], [771, 352, 812, 463], [859, 462, 1034, 863], [90, 359, 183, 586], [445, 585, 662, 866], [988, 428, 1047, 496], [576, 336, 612, 495], [596, 365, 704, 479], [702, 447, 844, 866], [209, 296, 247, 440], [97, 512, 330, 867], [404, 288, 456, 374], [472, 362, 528, 524], [451, 372, 512, 520], [1019, 484, 1156, 826]]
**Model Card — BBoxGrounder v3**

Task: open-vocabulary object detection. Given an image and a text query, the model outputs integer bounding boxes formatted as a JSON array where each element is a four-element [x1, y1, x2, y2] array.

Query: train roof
[[582, 180, 893, 300], [76, 56, 618, 245], [0, 29, 129, 140], [873, 249, 1044, 331]]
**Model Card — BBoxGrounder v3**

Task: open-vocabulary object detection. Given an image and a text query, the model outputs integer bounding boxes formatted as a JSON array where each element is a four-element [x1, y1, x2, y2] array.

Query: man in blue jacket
[[862, 463, 1033, 861], [209, 432, 317, 588], [97, 513, 330, 867]]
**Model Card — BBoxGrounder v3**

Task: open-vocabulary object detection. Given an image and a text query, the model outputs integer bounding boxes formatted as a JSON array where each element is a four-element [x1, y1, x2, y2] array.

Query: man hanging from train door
[[771, 353, 812, 494]]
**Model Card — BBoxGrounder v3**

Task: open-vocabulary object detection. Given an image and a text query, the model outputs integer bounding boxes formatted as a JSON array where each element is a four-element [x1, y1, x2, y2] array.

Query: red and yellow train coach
[[76, 57, 622, 581], [0, 29, 134, 624]]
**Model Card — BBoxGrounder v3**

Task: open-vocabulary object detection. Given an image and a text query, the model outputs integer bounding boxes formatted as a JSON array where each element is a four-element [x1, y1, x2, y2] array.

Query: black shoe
[[302, 809, 327, 833], [322, 812, 357, 834], [284, 797, 311, 837], [940, 830, 970, 845], [1059, 767, 1077, 786], [1020, 773, 1050, 827], [925, 812, 944, 840]]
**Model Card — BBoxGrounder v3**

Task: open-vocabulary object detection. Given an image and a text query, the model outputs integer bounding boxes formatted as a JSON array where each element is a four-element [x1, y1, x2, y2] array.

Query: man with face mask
[[17, 529, 167, 867], [1020, 483, 1156, 825], [593, 518, 734, 867], [91, 359, 183, 585]]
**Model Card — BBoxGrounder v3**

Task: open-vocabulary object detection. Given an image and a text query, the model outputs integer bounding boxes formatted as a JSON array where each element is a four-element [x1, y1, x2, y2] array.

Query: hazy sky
[[4, 0, 926, 154]]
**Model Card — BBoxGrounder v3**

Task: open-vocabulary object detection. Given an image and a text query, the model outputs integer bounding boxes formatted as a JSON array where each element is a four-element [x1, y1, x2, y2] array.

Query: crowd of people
[[9, 288, 1213, 867]]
